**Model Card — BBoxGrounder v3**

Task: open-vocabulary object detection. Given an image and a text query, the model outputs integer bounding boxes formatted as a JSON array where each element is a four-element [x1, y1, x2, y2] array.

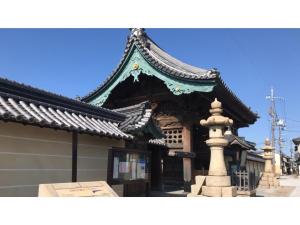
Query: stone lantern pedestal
[[259, 139, 280, 188], [194, 98, 237, 197]]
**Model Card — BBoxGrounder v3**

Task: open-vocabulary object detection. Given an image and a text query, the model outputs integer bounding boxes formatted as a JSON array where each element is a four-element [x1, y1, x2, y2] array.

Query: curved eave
[[82, 38, 136, 102], [82, 30, 258, 126], [215, 76, 259, 125], [81, 33, 217, 103]]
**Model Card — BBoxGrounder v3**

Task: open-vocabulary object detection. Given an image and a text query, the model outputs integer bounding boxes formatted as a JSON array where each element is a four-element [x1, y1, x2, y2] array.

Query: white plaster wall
[[0, 121, 124, 197]]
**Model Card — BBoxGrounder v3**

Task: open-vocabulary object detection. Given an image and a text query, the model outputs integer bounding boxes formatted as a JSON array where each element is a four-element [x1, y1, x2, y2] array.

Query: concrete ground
[[150, 175, 300, 197], [256, 175, 300, 197], [150, 185, 188, 197], [150, 189, 188, 197]]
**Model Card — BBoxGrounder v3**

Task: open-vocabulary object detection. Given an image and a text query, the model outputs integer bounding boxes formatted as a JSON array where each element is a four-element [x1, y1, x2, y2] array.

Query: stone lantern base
[[187, 175, 237, 197], [202, 175, 237, 197], [259, 173, 280, 189]]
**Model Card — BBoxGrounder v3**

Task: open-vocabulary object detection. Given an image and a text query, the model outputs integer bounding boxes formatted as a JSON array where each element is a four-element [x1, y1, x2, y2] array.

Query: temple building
[[0, 29, 259, 196], [81, 28, 259, 192]]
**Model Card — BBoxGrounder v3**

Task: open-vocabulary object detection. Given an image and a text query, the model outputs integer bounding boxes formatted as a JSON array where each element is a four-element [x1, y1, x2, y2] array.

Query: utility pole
[[277, 119, 285, 174], [266, 87, 277, 150], [290, 140, 294, 174], [266, 87, 284, 165]]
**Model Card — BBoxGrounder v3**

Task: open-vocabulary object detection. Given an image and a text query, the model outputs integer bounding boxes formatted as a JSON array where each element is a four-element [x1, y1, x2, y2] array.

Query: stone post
[[259, 139, 280, 188], [199, 98, 237, 197]]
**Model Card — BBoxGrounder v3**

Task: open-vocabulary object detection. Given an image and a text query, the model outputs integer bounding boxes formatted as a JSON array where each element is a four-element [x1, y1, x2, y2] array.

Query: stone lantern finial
[[262, 138, 273, 152], [211, 98, 222, 109], [264, 138, 271, 146]]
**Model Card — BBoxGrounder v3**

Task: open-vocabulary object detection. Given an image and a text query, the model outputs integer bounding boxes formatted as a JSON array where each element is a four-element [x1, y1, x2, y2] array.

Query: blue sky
[[0, 28, 299, 154]]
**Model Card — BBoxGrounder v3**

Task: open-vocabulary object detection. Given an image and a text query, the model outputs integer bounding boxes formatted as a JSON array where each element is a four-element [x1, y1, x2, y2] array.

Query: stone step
[[191, 184, 201, 195], [190, 175, 206, 195], [187, 193, 206, 197], [195, 175, 206, 186]]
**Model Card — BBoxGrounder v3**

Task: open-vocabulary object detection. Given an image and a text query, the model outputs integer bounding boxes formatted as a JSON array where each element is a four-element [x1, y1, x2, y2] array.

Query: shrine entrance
[[163, 156, 184, 189]]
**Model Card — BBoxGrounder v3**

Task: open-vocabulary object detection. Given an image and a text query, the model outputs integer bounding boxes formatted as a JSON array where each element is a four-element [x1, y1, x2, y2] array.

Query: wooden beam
[[182, 124, 192, 192], [72, 131, 78, 182]]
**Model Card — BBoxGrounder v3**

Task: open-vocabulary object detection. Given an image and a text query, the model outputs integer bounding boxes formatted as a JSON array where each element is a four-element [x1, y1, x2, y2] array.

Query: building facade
[[0, 29, 262, 196], [82, 28, 259, 192]]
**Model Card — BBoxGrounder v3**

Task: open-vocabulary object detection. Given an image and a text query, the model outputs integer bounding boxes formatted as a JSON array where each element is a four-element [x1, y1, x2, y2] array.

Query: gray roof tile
[[0, 77, 131, 140], [114, 101, 164, 139]]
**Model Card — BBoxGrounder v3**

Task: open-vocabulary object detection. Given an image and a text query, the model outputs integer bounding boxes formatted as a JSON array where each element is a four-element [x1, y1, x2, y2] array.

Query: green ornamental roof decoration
[[89, 46, 216, 106]]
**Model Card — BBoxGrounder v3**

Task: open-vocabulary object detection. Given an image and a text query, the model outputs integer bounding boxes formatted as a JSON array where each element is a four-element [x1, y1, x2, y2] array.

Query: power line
[[284, 129, 300, 133], [286, 117, 300, 123], [266, 87, 286, 167]]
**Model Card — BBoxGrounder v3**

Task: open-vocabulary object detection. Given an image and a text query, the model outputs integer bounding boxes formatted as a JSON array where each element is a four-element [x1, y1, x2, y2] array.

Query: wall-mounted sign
[[107, 148, 150, 185]]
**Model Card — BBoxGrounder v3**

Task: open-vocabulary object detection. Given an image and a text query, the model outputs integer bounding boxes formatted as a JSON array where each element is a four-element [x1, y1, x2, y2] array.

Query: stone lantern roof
[[200, 98, 233, 127]]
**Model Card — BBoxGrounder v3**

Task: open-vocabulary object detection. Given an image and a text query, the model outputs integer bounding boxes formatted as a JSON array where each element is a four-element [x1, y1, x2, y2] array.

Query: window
[[162, 127, 183, 147]]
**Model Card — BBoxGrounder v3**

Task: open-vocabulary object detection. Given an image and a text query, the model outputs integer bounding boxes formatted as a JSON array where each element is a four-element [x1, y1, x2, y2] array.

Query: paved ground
[[256, 175, 300, 197], [150, 185, 188, 197], [151, 175, 300, 197]]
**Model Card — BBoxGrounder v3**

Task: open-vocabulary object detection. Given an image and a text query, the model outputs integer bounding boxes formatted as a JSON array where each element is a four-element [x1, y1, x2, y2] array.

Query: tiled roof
[[114, 101, 164, 138], [81, 29, 258, 123], [148, 138, 167, 146], [133, 29, 216, 80], [0, 77, 131, 140], [81, 29, 217, 102], [225, 134, 256, 150], [247, 151, 264, 163], [114, 101, 152, 132], [292, 137, 300, 145]]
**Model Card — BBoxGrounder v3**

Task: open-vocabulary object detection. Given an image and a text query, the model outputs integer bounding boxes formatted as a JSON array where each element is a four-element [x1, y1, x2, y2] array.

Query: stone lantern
[[259, 139, 280, 188], [199, 98, 237, 197]]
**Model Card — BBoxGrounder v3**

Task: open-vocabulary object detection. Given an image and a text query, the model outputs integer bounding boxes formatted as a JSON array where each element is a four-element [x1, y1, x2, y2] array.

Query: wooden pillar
[[72, 131, 78, 182], [183, 124, 192, 192]]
